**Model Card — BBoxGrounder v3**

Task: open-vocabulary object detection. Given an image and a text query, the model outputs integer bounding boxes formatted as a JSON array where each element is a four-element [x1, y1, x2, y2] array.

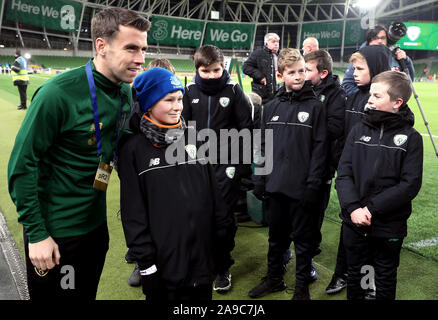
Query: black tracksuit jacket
[[182, 78, 253, 206], [336, 106, 423, 238], [242, 46, 278, 104], [118, 114, 235, 289], [313, 74, 345, 179], [254, 81, 328, 200], [344, 45, 392, 139]]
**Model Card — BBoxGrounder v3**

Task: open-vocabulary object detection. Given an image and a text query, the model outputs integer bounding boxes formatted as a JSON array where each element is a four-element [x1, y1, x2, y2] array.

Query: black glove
[[140, 267, 164, 300], [253, 184, 265, 201], [301, 187, 320, 211]]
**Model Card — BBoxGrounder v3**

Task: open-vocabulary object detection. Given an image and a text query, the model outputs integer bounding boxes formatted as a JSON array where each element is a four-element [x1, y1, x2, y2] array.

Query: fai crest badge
[[298, 112, 309, 123], [393, 134, 408, 146], [219, 97, 230, 108], [225, 166, 236, 179], [320, 94, 326, 103], [185, 144, 197, 159], [34, 267, 49, 277]]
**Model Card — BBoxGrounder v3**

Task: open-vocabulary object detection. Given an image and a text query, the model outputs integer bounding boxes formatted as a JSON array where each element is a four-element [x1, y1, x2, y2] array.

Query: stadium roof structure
[[77, 0, 438, 24], [1, 0, 438, 60]]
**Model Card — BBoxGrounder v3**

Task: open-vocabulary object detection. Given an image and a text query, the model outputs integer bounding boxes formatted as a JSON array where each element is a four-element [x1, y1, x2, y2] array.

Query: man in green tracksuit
[[7, 8, 150, 300]]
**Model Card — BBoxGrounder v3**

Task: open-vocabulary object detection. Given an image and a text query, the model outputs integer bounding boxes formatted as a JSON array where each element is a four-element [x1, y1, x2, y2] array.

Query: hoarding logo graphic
[[60, 5, 75, 30], [407, 26, 421, 41], [153, 20, 168, 41]]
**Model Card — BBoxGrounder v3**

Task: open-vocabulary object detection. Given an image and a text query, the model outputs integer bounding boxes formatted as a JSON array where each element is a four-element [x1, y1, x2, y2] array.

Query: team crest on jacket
[[219, 97, 230, 108], [225, 166, 235, 179], [319, 94, 326, 103], [393, 134, 408, 146], [297, 112, 309, 123], [185, 144, 197, 159]]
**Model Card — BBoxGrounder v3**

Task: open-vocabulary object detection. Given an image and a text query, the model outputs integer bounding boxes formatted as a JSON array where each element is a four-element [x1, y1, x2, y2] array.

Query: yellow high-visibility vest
[[11, 56, 29, 83]]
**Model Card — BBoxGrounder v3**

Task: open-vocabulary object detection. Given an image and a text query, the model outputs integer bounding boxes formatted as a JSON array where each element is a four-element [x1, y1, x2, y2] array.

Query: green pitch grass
[[1, 73, 438, 300]]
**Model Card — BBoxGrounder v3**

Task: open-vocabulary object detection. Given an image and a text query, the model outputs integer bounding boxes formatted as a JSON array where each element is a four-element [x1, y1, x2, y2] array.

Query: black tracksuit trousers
[[24, 223, 109, 300], [343, 224, 403, 300], [17, 84, 27, 107], [266, 193, 320, 288]]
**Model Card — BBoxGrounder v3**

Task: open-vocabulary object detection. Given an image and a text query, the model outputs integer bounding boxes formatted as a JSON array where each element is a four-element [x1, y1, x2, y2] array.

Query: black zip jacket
[[242, 46, 278, 103], [336, 106, 423, 238], [182, 77, 253, 133], [254, 81, 328, 200], [118, 114, 234, 289], [182, 76, 253, 205], [344, 85, 370, 142], [313, 74, 345, 179], [343, 45, 392, 144]]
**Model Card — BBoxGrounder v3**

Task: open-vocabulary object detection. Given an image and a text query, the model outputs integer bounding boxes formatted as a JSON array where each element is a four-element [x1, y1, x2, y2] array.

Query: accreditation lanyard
[[85, 61, 124, 162], [85, 61, 124, 191]]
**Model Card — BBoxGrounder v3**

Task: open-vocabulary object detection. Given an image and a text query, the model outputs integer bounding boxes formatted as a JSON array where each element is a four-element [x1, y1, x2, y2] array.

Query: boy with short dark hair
[[182, 45, 253, 293], [118, 67, 234, 301], [304, 49, 345, 282], [336, 70, 423, 300], [249, 48, 327, 300], [326, 45, 392, 295]]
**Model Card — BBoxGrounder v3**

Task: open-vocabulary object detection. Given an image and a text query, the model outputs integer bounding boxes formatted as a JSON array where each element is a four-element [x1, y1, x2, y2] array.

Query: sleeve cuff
[[139, 264, 157, 276]]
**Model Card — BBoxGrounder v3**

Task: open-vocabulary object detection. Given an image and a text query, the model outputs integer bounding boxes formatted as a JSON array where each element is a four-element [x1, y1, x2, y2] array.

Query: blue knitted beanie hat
[[134, 67, 184, 112]]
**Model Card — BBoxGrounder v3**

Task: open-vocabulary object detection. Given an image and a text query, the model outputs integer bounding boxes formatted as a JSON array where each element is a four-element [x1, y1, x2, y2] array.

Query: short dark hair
[[372, 70, 412, 104], [304, 50, 333, 73], [193, 45, 224, 69], [91, 7, 150, 47], [15, 49, 21, 56], [366, 25, 388, 44]]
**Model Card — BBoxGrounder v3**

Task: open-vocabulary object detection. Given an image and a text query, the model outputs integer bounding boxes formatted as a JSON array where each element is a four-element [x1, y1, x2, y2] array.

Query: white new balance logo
[[149, 158, 160, 167], [192, 99, 199, 103]]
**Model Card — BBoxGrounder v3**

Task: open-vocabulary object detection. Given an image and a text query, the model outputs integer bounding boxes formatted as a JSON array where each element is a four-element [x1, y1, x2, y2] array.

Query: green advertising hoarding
[[301, 22, 343, 47], [301, 21, 364, 47], [148, 16, 205, 47], [398, 22, 438, 51], [5, 0, 82, 32], [345, 20, 365, 45], [204, 22, 255, 49]]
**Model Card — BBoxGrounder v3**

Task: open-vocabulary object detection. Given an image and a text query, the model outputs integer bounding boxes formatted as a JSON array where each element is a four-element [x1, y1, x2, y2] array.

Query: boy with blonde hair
[[249, 48, 327, 300], [336, 70, 423, 300]]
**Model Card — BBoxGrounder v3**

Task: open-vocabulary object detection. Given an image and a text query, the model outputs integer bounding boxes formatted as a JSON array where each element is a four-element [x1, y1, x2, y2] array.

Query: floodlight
[[354, 0, 381, 9]]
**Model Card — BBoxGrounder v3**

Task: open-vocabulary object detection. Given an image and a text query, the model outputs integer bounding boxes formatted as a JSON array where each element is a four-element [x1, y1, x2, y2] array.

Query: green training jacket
[[8, 60, 132, 243]]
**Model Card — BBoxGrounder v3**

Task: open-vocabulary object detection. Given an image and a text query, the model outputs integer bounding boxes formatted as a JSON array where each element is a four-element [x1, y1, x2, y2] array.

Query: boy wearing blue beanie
[[118, 67, 235, 301], [182, 45, 253, 293]]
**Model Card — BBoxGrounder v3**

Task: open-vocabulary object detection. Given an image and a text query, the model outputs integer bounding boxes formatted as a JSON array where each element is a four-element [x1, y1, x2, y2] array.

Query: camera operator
[[342, 24, 414, 96]]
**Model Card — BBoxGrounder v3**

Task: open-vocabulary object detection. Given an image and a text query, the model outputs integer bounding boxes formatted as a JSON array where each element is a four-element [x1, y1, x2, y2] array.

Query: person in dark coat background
[[242, 33, 280, 104]]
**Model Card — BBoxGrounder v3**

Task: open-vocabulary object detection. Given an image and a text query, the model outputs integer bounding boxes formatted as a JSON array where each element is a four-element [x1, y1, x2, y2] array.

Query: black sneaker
[[214, 271, 232, 293], [364, 287, 376, 300], [325, 273, 347, 294], [309, 259, 318, 283], [291, 286, 311, 300], [17, 105, 27, 110], [127, 263, 141, 287], [248, 276, 287, 298]]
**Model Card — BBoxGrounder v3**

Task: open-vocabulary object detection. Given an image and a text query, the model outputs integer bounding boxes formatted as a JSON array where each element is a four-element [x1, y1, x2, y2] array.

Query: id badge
[[93, 161, 113, 192]]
